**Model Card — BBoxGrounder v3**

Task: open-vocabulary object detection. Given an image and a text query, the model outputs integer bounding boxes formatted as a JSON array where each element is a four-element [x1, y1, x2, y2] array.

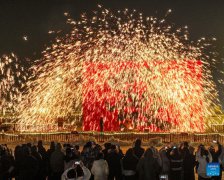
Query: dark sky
[[0, 0, 224, 106]]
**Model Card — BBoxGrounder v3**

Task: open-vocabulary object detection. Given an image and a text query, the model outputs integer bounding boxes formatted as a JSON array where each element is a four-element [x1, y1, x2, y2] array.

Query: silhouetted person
[[167, 147, 183, 180], [121, 148, 138, 180], [0, 145, 15, 180], [182, 147, 195, 180], [31, 145, 46, 180], [159, 148, 170, 177], [106, 145, 122, 180], [14, 145, 23, 180], [37, 140, 47, 179], [91, 152, 109, 180], [50, 143, 64, 180], [64, 147, 76, 171], [18, 146, 38, 180], [133, 139, 145, 159], [100, 117, 104, 132], [102, 143, 111, 160], [196, 145, 212, 180], [137, 148, 160, 180], [47, 141, 55, 180]]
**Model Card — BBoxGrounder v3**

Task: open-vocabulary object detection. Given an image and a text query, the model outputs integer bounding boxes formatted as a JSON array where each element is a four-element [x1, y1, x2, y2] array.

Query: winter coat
[[106, 151, 122, 179], [160, 150, 170, 174], [183, 153, 195, 180], [19, 155, 39, 180], [196, 151, 212, 179], [133, 147, 145, 159], [166, 148, 183, 180], [50, 150, 64, 173], [91, 159, 109, 180], [137, 157, 160, 180], [121, 154, 138, 176]]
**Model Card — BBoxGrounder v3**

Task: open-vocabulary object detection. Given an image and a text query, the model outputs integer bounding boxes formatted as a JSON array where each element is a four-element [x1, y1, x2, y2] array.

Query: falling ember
[[0, 54, 26, 115], [16, 7, 221, 132]]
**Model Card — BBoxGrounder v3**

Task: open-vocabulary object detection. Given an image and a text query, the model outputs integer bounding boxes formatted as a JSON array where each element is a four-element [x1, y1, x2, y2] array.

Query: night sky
[[0, 0, 224, 107]]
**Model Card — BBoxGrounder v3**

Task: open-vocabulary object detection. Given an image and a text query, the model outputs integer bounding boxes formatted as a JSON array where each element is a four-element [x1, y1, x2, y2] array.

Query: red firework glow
[[14, 7, 220, 132], [83, 60, 203, 132]]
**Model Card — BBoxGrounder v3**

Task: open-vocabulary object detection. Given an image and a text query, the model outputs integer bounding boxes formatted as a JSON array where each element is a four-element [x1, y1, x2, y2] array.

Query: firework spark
[[0, 53, 26, 116], [16, 7, 221, 132]]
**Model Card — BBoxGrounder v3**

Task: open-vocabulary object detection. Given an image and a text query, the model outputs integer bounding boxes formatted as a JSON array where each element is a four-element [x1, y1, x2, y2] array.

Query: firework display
[[83, 60, 204, 132], [1, 6, 222, 132], [0, 54, 26, 116]]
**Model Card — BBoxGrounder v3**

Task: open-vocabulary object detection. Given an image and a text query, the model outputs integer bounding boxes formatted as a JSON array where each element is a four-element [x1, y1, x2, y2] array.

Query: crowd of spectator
[[0, 139, 223, 180]]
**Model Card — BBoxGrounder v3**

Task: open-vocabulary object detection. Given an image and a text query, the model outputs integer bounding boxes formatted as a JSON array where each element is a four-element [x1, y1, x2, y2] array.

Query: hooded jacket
[[91, 159, 109, 180]]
